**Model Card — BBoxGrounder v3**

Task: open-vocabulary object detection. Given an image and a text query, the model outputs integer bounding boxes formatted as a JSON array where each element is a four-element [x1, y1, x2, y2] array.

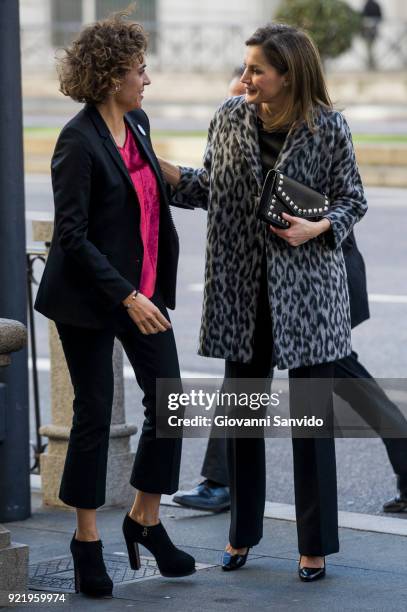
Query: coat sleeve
[[52, 127, 135, 309], [323, 113, 367, 249], [129, 108, 195, 211], [170, 111, 219, 211]]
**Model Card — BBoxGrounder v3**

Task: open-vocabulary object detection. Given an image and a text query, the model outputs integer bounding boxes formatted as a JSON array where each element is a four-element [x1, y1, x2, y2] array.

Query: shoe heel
[[125, 539, 141, 570], [73, 562, 80, 594]]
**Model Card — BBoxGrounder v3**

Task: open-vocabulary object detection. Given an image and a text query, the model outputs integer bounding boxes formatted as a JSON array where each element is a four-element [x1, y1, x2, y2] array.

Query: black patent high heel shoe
[[122, 513, 196, 577], [298, 555, 326, 582], [221, 546, 250, 571], [70, 531, 113, 597]]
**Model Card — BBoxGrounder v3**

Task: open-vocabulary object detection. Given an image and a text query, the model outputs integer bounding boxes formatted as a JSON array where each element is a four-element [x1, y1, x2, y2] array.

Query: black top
[[257, 116, 288, 178]]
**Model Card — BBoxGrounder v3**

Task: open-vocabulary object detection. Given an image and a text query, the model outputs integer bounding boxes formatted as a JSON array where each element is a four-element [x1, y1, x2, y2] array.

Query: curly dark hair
[[57, 7, 148, 104]]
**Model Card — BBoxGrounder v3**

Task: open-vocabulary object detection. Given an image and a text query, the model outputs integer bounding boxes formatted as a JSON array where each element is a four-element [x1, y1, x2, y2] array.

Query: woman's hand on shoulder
[[122, 292, 172, 335], [268, 213, 331, 247]]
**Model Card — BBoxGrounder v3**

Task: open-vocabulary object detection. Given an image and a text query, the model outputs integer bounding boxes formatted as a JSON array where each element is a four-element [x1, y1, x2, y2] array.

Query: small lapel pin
[[137, 124, 146, 136]]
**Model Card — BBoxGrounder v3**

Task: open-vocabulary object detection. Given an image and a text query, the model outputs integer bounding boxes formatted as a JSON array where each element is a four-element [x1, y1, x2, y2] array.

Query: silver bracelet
[[124, 289, 139, 309]]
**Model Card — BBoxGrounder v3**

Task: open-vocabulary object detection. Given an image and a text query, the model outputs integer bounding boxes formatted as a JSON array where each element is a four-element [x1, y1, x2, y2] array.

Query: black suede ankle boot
[[122, 513, 196, 577], [70, 531, 113, 597]]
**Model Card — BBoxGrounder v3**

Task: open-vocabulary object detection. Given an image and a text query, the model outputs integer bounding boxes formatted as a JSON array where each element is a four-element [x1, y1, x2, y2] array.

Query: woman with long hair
[[160, 23, 367, 581]]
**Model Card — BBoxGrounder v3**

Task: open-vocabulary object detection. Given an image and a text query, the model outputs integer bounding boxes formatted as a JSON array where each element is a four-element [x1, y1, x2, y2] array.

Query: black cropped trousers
[[55, 288, 182, 509]]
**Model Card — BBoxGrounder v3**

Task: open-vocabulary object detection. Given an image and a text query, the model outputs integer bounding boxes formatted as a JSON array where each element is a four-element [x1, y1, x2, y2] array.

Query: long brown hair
[[245, 23, 332, 132]]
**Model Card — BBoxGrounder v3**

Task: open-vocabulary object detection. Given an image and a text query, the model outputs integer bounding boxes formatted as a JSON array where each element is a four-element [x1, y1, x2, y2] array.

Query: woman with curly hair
[[35, 10, 195, 597]]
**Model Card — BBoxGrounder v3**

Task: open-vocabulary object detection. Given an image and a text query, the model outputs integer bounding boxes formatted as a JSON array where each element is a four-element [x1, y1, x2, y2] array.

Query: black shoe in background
[[382, 495, 407, 513], [383, 474, 407, 512], [173, 480, 231, 513]]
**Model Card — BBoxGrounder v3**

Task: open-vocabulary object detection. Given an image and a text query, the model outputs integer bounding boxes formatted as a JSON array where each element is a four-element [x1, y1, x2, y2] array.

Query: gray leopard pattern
[[172, 96, 367, 370]]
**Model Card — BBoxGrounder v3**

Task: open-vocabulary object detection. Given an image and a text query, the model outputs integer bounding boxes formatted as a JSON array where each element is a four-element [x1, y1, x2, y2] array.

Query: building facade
[[20, 0, 407, 73]]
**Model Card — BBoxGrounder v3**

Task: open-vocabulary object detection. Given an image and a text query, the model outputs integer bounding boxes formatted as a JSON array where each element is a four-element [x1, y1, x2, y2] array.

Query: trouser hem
[[58, 492, 105, 510]]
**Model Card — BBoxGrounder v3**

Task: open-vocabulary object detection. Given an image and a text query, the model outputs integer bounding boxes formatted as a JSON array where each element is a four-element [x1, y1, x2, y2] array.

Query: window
[[96, 0, 157, 52], [96, 0, 156, 23], [51, 0, 82, 47], [50, 1, 157, 50]]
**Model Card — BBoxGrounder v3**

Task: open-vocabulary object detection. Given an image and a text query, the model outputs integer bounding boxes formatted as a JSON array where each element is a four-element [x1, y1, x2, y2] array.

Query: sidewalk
[[3, 486, 407, 611], [23, 129, 407, 188], [22, 87, 407, 186]]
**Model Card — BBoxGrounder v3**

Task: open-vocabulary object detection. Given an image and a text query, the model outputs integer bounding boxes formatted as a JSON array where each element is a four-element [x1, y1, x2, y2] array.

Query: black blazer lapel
[[85, 104, 135, 192], [85, 104, 169, 204], [125, 113, 169, 204], [103, 135, 136, 193]]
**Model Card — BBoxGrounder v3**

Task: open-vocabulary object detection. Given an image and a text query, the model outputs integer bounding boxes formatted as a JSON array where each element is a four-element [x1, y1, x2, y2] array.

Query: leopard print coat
[[172, 96, 367, 370]]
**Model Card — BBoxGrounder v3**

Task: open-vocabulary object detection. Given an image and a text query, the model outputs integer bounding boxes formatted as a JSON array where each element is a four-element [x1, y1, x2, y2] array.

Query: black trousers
[[56, 288, 182, 509], [202, 354, 407, 496], [221, 255, 338, 555]]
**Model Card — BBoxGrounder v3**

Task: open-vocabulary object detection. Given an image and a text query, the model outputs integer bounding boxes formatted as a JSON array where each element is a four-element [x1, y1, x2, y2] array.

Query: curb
[[23, 136, 407, 187], [159, 494, 407, 537], [160, 495, 407, 537], [30, 476, 407, 535], [261, 501, 407, 537]]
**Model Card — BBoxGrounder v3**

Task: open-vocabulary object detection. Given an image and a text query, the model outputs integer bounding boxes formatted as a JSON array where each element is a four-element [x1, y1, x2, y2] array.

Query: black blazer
[[342, 230, 370, 329], [35, 105, 187, 328]]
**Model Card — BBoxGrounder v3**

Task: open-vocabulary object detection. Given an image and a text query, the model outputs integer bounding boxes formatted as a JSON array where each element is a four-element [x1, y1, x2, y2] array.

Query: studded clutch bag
[[256, 169, 330, 229]]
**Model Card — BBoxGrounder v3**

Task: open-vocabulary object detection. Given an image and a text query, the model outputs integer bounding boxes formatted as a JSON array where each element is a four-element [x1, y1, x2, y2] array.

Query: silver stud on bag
[[324, 205, 328, 210], [278, 187, 282, 192], [282, 191, 286, 196], [318, 207, 323, 212]]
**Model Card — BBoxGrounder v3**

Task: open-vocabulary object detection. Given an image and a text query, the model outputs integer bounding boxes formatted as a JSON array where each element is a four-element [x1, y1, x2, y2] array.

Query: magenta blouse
[[118, 126, 160, 298]]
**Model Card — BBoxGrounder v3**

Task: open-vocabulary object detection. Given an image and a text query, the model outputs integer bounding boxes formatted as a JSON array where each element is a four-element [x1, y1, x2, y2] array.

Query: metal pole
[[27, 253, 47, 473], [0, 0, 30, 521]]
